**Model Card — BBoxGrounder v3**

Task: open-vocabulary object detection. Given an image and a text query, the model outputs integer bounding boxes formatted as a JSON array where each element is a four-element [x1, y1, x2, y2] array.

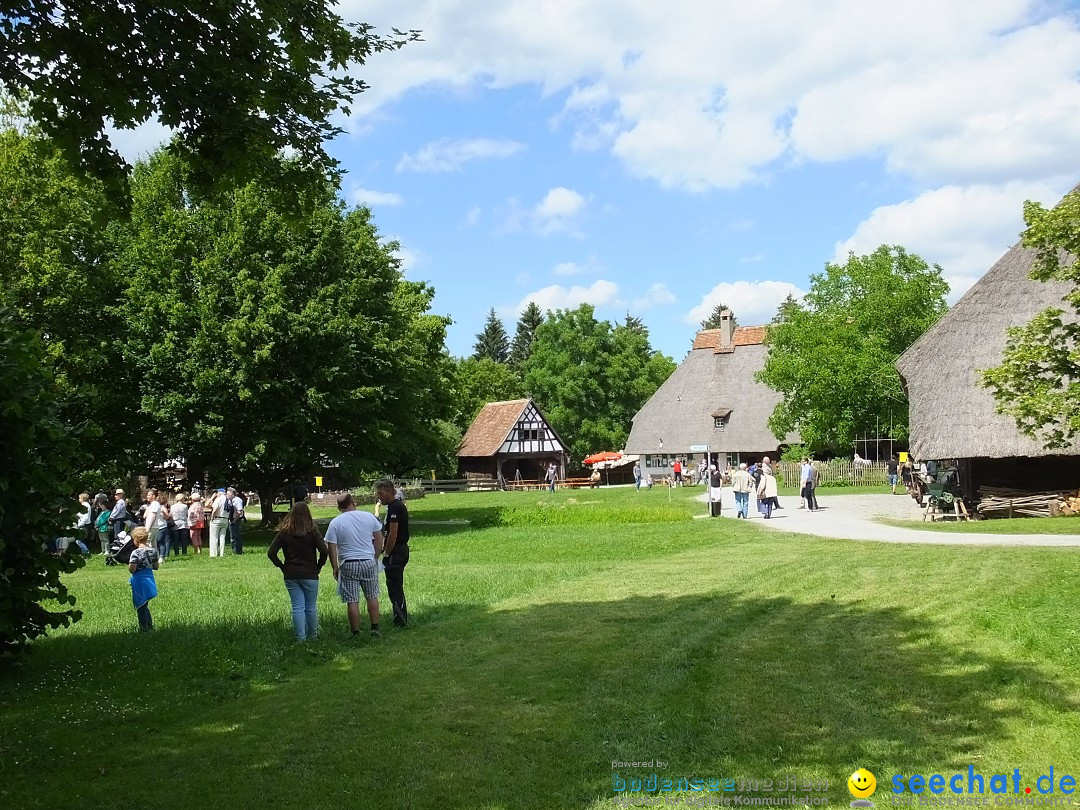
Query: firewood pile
[[977, 486, 1078, 518]]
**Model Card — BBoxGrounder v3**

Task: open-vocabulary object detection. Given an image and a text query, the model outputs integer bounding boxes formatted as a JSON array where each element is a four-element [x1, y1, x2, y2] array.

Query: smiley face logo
[[848, 768, 877, 799]]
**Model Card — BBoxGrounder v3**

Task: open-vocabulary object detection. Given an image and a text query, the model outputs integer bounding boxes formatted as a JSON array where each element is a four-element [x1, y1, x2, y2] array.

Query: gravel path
[[698, 491, 1080, 547]]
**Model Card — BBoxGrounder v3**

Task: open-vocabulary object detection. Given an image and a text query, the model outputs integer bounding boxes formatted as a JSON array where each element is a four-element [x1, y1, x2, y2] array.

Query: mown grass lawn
[[2, 487, 1079, 809], [877, 515, 1080, 535]]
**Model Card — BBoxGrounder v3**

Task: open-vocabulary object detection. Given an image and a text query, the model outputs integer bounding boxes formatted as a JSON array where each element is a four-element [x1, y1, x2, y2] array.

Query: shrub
[[0, 312, 86, 657]]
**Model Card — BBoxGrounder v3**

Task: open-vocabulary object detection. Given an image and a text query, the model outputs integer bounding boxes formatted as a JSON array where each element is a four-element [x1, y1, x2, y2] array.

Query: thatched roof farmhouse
[[457, 398, 569, 484], [896, 236, 1080, 499], [625, 311, 794, 475]]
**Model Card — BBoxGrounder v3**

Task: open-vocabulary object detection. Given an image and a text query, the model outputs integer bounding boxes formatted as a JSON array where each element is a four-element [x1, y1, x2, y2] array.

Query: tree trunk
[[258, 487, 280, 528]]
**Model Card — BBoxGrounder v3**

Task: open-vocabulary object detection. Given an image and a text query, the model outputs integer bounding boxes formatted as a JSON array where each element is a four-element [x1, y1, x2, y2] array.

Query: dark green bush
[[0, 312, 85, 657]]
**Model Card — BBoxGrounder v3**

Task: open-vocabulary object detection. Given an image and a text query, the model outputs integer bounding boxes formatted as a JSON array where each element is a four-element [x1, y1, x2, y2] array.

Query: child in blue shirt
[[127, 527, 159, 632]]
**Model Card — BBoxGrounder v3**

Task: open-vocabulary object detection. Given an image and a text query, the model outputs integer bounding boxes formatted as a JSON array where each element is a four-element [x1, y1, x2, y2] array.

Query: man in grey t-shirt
[[325, 493, 384, 637]]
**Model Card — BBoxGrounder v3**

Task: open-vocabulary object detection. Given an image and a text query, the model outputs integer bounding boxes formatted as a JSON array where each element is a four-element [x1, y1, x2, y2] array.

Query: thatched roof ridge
[[457, 398, 530, 457], [625, 341, 796, 455], [896, 240, 1080, 460]]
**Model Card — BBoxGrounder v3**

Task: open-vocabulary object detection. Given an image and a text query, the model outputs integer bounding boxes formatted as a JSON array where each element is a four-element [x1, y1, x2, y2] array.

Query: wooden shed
[[457, 398, 569, 486]]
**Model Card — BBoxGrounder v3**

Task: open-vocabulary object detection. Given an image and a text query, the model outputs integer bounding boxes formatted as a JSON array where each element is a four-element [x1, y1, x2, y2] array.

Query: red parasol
[[583, 451, 623, 465]]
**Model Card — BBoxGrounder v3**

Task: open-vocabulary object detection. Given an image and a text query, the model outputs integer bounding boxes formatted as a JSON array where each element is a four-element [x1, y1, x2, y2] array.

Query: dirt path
[[698, 491, 1080, 547]]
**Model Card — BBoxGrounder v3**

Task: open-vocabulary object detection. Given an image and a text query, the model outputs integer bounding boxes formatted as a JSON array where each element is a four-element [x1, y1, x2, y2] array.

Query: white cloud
[[383, 237, 420, 274], [687, 280, 806, 327], [739, 254, 765, 264], [553, 256, 604, 276], [631, 283, 677, 311], [351, 186, 404, 207], [833, 180, 1070, 302], [465, 206, 482, 227], [339, 1, 1080, 193], [397, 138, 526, 173], [516, 279, 621, 313], [532, 187, 588, 235]]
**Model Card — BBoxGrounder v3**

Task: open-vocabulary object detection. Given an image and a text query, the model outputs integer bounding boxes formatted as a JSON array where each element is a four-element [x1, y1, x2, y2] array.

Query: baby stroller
[[106, 531, 135, 567]]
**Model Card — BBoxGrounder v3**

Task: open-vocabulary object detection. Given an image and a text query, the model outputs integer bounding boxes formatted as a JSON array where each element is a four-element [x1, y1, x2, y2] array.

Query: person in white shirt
[[208, 488, 230, 557], [325, 493, 384, 637], [143, 488, 164, 553]]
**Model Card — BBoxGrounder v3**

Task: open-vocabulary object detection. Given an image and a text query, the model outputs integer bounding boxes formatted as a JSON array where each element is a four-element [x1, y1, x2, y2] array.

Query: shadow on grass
[[1, 592, 1074, 809]]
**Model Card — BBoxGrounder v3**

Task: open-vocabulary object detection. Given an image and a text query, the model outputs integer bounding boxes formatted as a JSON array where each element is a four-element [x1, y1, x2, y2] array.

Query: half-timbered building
[[457, 398, 570, 485]]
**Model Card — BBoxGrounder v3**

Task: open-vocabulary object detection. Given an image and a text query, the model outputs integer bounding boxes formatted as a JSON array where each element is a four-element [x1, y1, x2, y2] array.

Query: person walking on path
[[188, 493, 205, 554], [227, 487, 245, 555], [325, 493, 384, 638], [887, 455, 900, 495], [267, 501, 328, 642], [633, 462, 642, 491], [800, 458, 819, 511], [208, 488, 230, 557], [127, 527, 159, 632], [376, 479, 410, 628], [170, 493, 189, 556], [757, 467, 779, 519], [730, 463, 753, 519]]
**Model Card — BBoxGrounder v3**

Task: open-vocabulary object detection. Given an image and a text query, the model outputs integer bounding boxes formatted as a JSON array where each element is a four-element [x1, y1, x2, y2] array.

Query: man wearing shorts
[[887, 455, 899, 494], [325, 493, 384, 638]]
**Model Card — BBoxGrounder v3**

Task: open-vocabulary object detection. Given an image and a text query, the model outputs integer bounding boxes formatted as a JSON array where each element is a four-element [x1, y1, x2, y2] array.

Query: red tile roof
[[691, 325, 768, 352]]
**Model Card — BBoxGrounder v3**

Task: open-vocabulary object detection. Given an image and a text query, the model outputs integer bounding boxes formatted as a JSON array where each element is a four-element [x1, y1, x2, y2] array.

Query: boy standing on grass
[[127, 527, 159, 632]]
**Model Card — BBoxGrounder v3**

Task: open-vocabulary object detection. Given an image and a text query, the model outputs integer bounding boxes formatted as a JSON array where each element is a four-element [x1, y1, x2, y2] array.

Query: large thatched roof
[[625, 326, 794, 455], [896, 240, 1079, 460]]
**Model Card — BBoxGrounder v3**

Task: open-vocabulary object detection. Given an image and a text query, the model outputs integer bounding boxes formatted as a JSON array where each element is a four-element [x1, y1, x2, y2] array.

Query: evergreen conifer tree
[[473, 308, 510, 363]]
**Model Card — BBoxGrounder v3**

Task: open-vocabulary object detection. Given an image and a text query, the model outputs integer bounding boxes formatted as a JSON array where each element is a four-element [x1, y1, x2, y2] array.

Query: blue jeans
[[158, 528, 172, 559], [284, 579, 319, 640], [734, 491, 749, 518], [230, 519, 244, 554]]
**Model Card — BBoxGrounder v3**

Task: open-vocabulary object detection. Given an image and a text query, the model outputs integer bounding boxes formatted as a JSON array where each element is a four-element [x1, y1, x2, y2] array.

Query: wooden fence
[[776, 460, 891, 487]]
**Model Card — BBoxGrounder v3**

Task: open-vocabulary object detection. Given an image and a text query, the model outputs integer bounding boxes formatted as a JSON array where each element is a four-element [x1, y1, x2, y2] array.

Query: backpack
[[223, 497, 235, 519]]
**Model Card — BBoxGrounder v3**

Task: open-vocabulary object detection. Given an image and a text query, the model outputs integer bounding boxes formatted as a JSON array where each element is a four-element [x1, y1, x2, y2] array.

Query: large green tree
[[0, 1, 416, 196], [453, 356, 523, 430], [509, 301, 544, 368], [523, 305, 675, 460], [112, 150, 450, 519], [0, 310, 85, 656], [0, 126, 135, 479], [473, 308, 510, 363], [757, 245, 948, 453], [982, 190, 1080, 448]]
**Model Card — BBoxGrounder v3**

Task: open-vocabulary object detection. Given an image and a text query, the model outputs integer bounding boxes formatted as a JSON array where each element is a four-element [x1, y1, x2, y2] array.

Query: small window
[[714, 417, 727, 429]]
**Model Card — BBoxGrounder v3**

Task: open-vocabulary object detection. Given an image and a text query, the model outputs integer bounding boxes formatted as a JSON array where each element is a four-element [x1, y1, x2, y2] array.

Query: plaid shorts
[[338, 559, 379, 603]]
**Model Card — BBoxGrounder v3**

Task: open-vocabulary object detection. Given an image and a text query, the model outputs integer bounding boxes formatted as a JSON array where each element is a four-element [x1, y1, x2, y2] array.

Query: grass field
[[877, 515, 1080, 535], [2, 487, 1079, 809]]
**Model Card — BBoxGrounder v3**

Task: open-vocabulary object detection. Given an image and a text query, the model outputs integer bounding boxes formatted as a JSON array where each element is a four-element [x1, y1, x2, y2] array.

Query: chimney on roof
[[719, 309, 735, 348]]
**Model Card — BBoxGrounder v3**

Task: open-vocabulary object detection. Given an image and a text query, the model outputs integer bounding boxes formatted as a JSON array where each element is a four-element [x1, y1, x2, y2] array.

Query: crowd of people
[[80, 485, 249, 563], [56, 479, 411, 639]]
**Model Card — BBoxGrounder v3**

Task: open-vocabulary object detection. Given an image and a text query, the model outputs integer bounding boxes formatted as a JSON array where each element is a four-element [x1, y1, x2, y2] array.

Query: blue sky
[[114, 0, 1080, 362]]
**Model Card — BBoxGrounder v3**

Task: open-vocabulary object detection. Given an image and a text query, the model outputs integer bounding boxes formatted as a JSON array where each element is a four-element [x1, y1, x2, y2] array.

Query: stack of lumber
[[1057, 491, 1080, 516], [977, 486, 1075, 518]]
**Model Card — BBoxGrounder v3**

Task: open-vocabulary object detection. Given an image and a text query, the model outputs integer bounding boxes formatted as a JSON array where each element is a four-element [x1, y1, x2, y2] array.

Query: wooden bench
[[559, 478, 599, 489]]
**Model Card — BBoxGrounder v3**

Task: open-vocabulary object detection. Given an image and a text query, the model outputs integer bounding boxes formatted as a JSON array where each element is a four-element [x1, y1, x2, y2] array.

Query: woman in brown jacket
[[267, 501, 329, 641]]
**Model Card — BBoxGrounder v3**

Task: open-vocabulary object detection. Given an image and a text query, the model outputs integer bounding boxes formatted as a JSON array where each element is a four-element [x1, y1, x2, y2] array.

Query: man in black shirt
[[887, 455, 899, 494], [376, 479, 409, 627]]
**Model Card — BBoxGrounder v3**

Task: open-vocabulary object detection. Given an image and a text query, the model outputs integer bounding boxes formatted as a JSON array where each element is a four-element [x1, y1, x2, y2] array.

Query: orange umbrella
[[583, 451, 623, 465]]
